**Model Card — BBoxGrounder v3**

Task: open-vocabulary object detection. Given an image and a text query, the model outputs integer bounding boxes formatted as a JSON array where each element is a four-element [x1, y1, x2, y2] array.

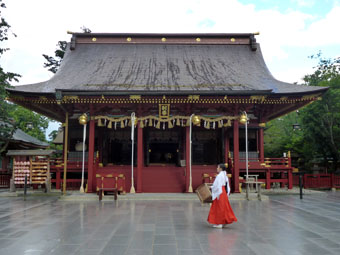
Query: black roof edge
[[57, 89, 273, 96], [6, 89, 55, 97], [70, 32, 259, 38], [275, 87, 329, 96]]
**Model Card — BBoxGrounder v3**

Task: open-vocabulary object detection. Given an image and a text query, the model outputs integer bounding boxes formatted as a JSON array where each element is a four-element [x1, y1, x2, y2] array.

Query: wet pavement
[[0, 192, 339, 255]]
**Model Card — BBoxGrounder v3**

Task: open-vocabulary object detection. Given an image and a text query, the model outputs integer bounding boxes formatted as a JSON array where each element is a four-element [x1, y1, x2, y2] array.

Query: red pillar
[[266, 168, 271, 189], [224, 129, 230, 161], [288, 169, 293, 189], [259, 127, 264, 162], [233, 121, 240, 193], [87, 119, 95, 192], [185, 126, 190, 192], [137, 124, 143, 193], [56, 168, 61, 190]]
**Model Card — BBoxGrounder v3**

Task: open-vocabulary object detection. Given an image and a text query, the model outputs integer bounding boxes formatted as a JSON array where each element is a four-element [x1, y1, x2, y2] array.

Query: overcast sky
[[2, 0, 340, 139]]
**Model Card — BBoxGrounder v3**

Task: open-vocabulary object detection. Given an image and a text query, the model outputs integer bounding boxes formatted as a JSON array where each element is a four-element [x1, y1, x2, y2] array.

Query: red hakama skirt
[[207, 186, 237, 225]]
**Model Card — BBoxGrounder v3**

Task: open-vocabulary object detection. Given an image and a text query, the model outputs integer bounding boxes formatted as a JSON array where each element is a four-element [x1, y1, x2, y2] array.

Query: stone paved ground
[[0, 191, 339, 255]]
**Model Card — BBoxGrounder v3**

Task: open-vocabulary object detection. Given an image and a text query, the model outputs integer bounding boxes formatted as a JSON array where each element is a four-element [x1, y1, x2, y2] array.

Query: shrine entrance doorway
[[142, 128, 185, 192]]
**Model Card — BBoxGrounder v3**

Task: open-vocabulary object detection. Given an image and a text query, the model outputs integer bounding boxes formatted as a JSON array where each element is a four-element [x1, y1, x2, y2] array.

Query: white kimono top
[[211, 171, 230, 200]]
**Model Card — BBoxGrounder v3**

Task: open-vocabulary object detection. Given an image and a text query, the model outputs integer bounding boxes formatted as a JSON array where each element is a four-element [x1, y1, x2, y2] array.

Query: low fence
[[293, 173, 340, 189], [0, 173, 11, 188]]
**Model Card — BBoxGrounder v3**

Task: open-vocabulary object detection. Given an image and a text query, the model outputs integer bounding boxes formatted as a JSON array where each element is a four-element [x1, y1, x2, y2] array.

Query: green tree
[[299, 55, 340, 171], [42, 41, 67, 74], [8, 106, 49, 142], [0, 0, 21, 153], [264, 111, 303, 158], [42, 26, 91, 74], [265, 54, 340, 171]]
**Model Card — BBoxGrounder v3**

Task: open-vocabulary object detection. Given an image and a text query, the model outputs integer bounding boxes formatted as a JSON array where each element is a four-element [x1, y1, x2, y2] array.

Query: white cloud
[[291, 0, 316, 7], [1, 0, 339, 86]]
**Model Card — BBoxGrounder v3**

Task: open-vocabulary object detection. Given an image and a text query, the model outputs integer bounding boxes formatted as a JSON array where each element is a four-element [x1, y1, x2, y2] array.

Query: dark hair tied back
[[218, 163, 227, 171]]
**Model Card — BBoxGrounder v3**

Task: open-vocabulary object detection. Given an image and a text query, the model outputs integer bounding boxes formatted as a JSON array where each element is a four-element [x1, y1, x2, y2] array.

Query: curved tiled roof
[[9, 33, 327, 95]]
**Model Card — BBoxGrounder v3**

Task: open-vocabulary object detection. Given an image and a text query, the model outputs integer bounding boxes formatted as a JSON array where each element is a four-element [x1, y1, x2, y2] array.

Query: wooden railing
[[0, 173, 11, 188], [302, 173, 340, 189]]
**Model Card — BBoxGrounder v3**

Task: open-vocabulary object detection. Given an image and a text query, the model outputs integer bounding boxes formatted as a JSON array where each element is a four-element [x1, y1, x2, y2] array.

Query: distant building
[[0, 127, 49, 172]]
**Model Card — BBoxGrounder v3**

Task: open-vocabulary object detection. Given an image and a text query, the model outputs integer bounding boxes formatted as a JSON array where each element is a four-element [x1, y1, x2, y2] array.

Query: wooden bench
[[98, 188, 118, 201], [245, 180, 264, 201], [96, 173, 125, 201]]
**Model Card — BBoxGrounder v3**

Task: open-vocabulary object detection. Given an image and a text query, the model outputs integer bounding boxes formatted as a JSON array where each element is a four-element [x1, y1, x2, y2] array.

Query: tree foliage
[[299, 55, 340, 171], [42, 26, 91, 74], [0, 0, 21, 153], [8, 106, 49, 142], [264, 53, 340, 172], [42, 41, 67, 74]]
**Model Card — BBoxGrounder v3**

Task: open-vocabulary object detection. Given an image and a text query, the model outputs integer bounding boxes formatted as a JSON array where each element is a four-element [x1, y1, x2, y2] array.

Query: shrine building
[[6, 32, 328, 193]]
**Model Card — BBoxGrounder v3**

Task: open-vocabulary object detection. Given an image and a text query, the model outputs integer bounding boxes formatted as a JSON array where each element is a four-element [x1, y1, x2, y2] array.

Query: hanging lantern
[[239, 113, 247, 125], [192, 115, 201, 126], [78, 114, 88, 125]]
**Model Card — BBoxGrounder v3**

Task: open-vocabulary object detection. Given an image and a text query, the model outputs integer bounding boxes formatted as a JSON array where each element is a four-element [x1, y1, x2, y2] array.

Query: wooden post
[[137, 123, 143, 192], [47, 157, 51, 192], [266, 168, 271, 189], [259, 127, 264, 162], [224, 129, 229, 162], [185, 126, 190, 192], [233, 120, 240, 193], [62, 112, 69, 195], [87, 118, 95, 193], [288, 169, 293, 189], [56, 167, 60, 190]]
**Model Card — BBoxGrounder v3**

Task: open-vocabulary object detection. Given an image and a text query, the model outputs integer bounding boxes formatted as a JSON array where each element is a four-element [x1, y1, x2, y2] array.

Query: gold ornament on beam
[[97, 118, 104, 127], [168, 121, 173, 129], [192, 115, 201, 126], [239, 113, 247, 125], [149, 119, 153, 127], [121, 120, 125, 128], [156, 121, 161, 129], [108, 121, 112, 129], [176, 118, 180, 126], [79, 114, 88, 125]]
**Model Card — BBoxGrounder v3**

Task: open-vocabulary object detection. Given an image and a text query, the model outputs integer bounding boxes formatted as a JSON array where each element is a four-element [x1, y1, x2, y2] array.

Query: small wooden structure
[[6, 150, 55, 191]]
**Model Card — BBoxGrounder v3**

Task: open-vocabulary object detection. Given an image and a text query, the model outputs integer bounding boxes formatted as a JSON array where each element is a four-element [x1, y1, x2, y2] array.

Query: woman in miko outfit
[[207, 163, 237, 228]]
